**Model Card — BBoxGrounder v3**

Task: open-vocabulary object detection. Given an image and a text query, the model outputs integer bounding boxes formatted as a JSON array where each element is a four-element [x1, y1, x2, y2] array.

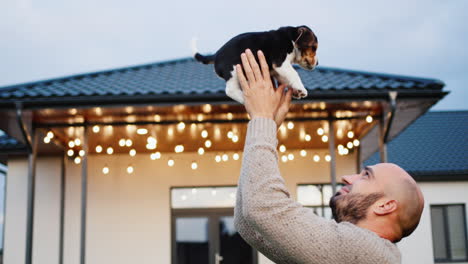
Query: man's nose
[[341, 174, 360, 185]]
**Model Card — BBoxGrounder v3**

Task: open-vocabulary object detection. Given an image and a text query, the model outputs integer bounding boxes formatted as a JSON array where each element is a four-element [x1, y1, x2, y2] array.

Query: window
[[297, 184, 343, 219], [430, 204, 468, 262]]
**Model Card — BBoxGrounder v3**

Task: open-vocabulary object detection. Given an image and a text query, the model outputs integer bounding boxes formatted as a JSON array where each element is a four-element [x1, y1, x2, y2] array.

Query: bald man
[[234, 49, 424, 263]]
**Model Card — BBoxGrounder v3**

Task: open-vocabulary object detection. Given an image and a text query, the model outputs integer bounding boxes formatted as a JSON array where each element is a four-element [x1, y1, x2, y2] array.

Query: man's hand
[[236, 49, 293, 128]]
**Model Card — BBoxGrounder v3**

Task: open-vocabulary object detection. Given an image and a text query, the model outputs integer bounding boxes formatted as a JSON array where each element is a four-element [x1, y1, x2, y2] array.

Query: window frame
[[431, 204, 468, 263], [296, 183, 344, 218]]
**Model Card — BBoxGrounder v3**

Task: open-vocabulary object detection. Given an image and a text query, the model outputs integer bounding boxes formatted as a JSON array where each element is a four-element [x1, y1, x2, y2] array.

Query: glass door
[[172, 209, 257, 264]]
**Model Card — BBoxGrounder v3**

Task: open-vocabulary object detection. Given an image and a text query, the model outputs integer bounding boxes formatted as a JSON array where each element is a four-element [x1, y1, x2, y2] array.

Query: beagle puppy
[[193, 26, 319, 104]]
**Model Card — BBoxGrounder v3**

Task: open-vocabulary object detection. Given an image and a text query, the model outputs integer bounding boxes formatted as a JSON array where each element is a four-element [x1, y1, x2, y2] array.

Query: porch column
[[59, 153, 67, 264], [328, 119, 337, 195], [25, 129, 38, 264], [80, 126, 89, 264], [379, 112, 388, 163]]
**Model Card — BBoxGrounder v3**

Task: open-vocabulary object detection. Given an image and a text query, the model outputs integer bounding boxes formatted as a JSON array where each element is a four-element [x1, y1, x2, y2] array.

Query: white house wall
[[5, 150, 357, 264]]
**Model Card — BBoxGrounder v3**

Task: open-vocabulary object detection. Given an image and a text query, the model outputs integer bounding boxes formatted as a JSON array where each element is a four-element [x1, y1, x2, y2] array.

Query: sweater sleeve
[[234, 118, 401, 264]]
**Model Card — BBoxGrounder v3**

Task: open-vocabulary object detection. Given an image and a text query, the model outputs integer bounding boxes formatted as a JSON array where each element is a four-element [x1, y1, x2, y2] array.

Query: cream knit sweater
[[234, 118, 401, 264]]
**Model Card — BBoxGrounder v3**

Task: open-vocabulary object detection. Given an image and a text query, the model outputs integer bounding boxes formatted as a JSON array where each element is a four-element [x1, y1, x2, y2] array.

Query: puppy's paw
[[292, 87, 308, 99]]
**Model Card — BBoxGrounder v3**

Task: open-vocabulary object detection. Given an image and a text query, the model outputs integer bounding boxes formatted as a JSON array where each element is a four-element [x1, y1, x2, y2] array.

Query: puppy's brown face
[[294, 26, 319, 70]]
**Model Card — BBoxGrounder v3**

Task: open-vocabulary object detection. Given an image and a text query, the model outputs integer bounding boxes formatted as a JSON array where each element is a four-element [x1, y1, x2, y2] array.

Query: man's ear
[[373, 199, 398, 216]]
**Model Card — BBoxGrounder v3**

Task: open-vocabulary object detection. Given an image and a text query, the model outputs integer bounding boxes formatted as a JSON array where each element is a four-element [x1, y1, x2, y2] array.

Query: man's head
[[329, 163, 424, 242]]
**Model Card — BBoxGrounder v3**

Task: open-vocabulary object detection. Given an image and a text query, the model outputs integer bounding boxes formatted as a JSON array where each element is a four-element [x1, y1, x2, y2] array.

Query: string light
[[343, 148, 350, 155], [102, 166, 109, 174], [366, 115, 373, 123], [201, 130, 208, 138], [353, 139, 360, 146], [177, 122, 185, 131], [127, 166, 134, 174], [279, 145, 286, 153], [74, 157, 81, 164], [288, 153, 294, 161], [347, 131, 354, 138], [317, 128, 324, 135], [147, 137, 157, 150], [313, 154, 320, 162], [198, 147, 205, 155], [154, 114, 161, 122], [215, 155, 221, 163], [92, 125, 100, 133], [150, 152, 162, 160], [232, 135, 239, 143], [321, 135, 329, 142], [67, 149, 74, 156], [129, 149, 136, 156], [68, 141, 75, 148], [287, 121, 294, 130], [175, 145, 184, 153], [197, 114, 204, 122], [325, 155, 331, 162], [227, 113, 233, 120], [300, 150, 307, 157], [79, 150, 85, 157], [137, 128, 148, 135], [203, 104, 212, 113], [74, 138, 81, 146], [168, 159, 175, 167], [119, 139, 126, 147], [281, 155, 288, 163], [305, 134, 311, 142], [222, 154, 229, 161], [43, 137, 51, 144], [205, 140, 212, 148], [227, 131, 234, 139], [191, 161, 198, 170], [233, 153, 240, 160], [47, 131, 54, 138], [106, 147, 114, 155], [125, 139, 132, 147], [95, 145, 103, 153], [347, 142, 354, 149]]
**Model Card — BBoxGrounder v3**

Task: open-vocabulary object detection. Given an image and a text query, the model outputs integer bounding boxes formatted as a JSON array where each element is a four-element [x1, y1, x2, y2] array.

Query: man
[[233, 49, 424, 264]]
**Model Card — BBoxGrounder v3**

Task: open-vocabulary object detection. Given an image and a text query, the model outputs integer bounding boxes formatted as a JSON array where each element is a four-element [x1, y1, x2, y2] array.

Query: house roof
[[0, 133, 27, 154], [365, 111, 468, 180], [0, 57, 445, 109]]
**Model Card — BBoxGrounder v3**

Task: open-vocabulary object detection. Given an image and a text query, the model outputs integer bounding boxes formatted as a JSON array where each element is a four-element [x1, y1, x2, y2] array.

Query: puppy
[[193, 26, 318, 104]]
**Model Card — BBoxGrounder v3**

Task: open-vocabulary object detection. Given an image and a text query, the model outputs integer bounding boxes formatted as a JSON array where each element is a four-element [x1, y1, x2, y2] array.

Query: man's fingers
[[245, 49, 263, 83], [236, 64, 249, 91], [240, 53, 256, 83], [258, 50, 271, 81]]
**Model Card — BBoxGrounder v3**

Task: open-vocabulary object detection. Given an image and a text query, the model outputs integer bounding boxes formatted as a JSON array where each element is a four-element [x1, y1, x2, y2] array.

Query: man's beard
[[329, 191, 384, 224]]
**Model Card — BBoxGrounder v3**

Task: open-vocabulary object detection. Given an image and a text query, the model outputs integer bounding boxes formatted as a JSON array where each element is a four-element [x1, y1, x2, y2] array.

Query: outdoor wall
[[3, 150, 356, 264], [398, 181, 468, 264]]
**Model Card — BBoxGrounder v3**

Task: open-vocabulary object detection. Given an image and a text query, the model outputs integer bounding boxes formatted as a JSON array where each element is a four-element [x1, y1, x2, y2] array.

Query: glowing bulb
[[197, 114, 204, 121], [67, 149, 74, 156], [215, 155, 221, 163], [353, 139, 360, 146], [106, 147, 114, 155], [125, 139, 132, 147], [287, 122, 294, 130], [205, 140, 212, 148], [233, 153, 240, 160], [201, 130, 208, 138], [227, 131, 234, 139], [68, 141, 75, 148], [321, 135, 328, 142], [338, 144, 344, 150], [313, 154, 320, 162], [43, 137, 51, 144], [146, 143, 157, 150], [127, 166, 134, 174], [137, 128, 148, 135], [198, 147, 205, 155], [191, 162, 198, 170], [288, 153, 294, 161], [168, 159, 175, 167], [154, 114, 161, 122], [300, 150, 307, 157], [281, 155, 288, 163], [79, 150, 85, 157], [232, 135, 239, 143], [317, 128, 324, 135], [102, 167, 109, 174], [347, 131, 354, 138], [47, 131, 54, 138], [203, 104, 212, 113], [279, 145, 286, 153], [177, 122, 185, 131], [305, 134, 311, 141], [74, 157, 81, 164], [150, 152, 161, 160], [129, 149, 136, 156], [222, 154, 228, 161], [325, 155, 331, 162], [175, 145, 184, 153], [347, 142, 354, 149], [366, 115, 373, 123], [119, 139, 126, 147], [74, 138, 81, 146], [227, 113, 233, 120], [92, 125, 100, 133]]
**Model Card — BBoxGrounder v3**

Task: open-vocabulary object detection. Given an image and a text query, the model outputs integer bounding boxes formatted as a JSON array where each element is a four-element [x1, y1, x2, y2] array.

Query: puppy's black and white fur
[[193, 26, 319, 104]]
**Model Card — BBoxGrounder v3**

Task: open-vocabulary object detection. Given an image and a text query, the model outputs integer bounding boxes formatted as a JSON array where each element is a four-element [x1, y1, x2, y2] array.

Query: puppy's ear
[[295, 26, 308, 43]]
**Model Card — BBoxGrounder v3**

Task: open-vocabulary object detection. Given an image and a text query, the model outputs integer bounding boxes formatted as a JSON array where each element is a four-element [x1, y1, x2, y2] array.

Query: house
[[0, 57, 449, 264]]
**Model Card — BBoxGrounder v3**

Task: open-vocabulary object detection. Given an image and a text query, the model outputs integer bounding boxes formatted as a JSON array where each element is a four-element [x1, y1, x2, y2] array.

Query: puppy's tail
[[191, 37, 215, 64]]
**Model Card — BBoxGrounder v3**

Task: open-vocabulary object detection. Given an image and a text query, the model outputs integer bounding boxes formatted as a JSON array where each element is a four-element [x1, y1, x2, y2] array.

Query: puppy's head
[[293, 26, 319, 70]]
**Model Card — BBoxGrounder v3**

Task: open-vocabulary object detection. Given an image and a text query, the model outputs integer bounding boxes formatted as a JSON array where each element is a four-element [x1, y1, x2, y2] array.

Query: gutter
[[15, 102, 32, 152]]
